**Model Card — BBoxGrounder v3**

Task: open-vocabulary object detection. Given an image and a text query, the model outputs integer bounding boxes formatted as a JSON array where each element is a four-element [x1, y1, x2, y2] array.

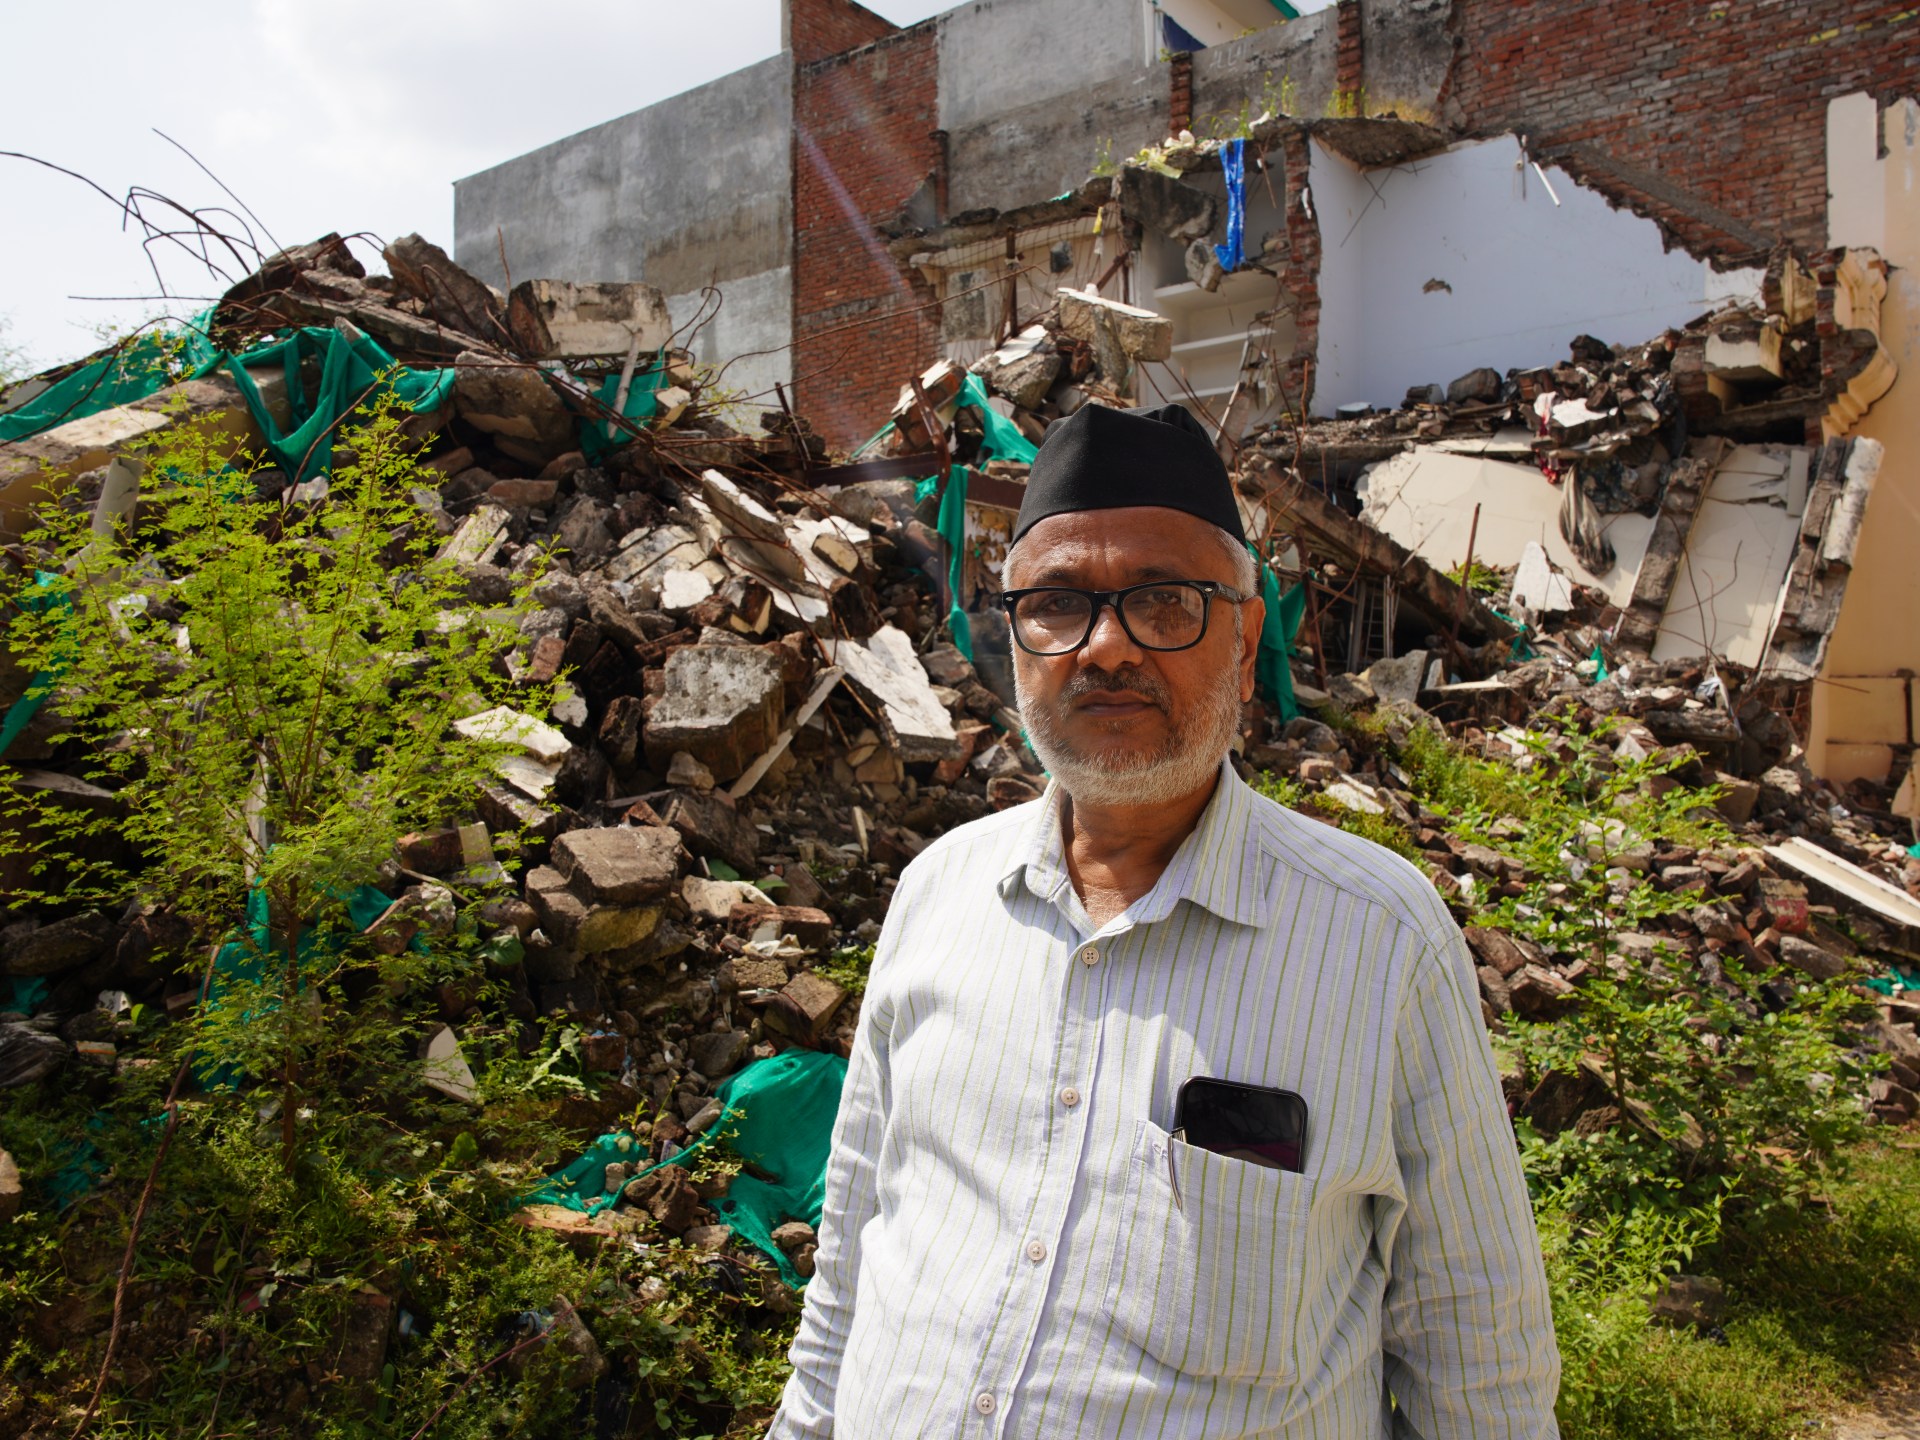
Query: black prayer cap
[[1013, 402, 1244, 546]]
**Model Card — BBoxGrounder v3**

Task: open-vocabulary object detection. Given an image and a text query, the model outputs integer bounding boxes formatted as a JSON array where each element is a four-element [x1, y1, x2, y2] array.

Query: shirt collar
[[995, 759, 1270, 929]]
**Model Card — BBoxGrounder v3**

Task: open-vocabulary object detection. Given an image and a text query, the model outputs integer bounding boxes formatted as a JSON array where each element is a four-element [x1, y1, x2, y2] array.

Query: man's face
[[1006, 505, 1264, 808]]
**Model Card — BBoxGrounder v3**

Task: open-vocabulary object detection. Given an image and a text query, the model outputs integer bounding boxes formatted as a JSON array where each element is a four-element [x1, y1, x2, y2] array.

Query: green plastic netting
[[527, 1049, 848, 1288]]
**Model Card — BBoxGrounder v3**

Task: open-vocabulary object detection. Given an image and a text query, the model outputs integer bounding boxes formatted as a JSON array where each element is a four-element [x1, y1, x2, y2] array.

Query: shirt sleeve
[[1379, 926, 1561, 1439], [766, 904, 899, 1438]]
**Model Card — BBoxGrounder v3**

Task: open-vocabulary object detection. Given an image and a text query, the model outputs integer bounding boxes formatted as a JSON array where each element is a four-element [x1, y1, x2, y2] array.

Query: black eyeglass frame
[[998, 579, 1253, 656]]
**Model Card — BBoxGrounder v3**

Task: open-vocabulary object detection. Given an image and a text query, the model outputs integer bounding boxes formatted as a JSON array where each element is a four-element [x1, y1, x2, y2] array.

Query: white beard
[[1015, 655, 1243, 809]]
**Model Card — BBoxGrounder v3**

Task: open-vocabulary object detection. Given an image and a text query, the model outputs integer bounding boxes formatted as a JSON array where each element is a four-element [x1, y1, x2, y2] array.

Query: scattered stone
[[0, 1148, 20, 1221], [624, 1166, 702, 1234], [688, 1030, 751, 1080], [761, 971, 847, 1046], [552, 825, 684, 905], [644, 646, 787, 782]]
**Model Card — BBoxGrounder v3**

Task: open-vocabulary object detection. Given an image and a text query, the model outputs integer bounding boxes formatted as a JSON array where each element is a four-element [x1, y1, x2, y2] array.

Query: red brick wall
[[793, 27, 943, 453], [788, 0, 900, 69], [1447, 0, 1920, 251]]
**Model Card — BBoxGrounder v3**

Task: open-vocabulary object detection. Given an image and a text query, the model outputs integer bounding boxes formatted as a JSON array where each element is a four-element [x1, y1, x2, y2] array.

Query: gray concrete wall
[[937, 0, 1156, 215], [1360, 0, 1453, 119], [1190, 7, 1340, 129], [453, 55, 794, 403]]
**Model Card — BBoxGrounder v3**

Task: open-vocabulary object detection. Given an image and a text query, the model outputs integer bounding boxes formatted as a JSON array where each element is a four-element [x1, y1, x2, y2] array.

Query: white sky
[[0, 0, 950, 374]]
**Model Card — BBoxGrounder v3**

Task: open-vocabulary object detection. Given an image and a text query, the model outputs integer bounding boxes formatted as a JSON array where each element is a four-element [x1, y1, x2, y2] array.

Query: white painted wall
[[1308, 137, 1757, 415]]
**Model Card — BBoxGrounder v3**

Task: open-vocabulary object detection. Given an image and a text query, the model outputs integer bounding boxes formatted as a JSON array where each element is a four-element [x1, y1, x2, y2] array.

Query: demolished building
[[455, 0, 1920, 786]]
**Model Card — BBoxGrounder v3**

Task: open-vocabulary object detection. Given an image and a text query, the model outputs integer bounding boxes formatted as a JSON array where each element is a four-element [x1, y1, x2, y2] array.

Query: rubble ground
[[0, 230, 1917, 1440]]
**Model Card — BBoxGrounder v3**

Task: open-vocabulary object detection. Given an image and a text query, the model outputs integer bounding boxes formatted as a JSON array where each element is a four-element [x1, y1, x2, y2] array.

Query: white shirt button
[[1026, 1239, 1047, 1262], [975, 1391, 996, 1415], [1079, 945, 1100, 966], [1059, 1086, 1081, 1109]]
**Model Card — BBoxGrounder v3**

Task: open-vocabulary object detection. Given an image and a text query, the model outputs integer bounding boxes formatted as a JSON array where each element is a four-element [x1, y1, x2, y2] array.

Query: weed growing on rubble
[[3, 392, 552, 1172]]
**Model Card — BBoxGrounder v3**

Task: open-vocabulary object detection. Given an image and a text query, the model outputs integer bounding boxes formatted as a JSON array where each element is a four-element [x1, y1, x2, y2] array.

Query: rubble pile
[[2, 224, 1917, 1294], [1243, 654, 1920, 1124], [0, 235, 1050, 1265]]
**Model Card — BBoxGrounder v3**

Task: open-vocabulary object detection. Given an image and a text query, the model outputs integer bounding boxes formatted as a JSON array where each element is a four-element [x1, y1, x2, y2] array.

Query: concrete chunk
[[455, 705, 572, 765], [828, 625, 958, 763], [1057, 288, 1173, 361], [505, 279, 672, 360], [644, 646, 786, 781], [552, 825, 684, 905], [452, 353, 573, 463]]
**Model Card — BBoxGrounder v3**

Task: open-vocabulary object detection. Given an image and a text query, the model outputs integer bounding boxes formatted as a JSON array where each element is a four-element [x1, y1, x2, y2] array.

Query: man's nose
[[1079, 598, 1147, 672]]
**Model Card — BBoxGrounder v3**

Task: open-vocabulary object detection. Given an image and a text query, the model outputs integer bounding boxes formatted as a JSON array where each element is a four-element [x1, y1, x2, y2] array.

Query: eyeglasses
[[999, 580, 1251, 656]]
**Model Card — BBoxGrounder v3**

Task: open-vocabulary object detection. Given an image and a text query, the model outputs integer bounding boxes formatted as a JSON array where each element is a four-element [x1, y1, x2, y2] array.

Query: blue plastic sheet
[[1214, 138, 1247, 274]]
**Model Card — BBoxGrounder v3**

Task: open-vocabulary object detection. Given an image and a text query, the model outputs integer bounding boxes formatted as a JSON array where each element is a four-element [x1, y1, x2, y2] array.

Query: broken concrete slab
[[1056, 288, 1173, 362], [643, 646, 787, 782], [827, 625, 958, 763], [439, 503, 512, 568], [454, 705, 572, 765], [1356, 448, 1654, 603], [451, 353, 574, 464], [385, 234, 509, 349], [552, 825, 684, 905], [505, 279, 672, 360], [422, 1025, 478, 1102], [1362, 650, 1430, 707]]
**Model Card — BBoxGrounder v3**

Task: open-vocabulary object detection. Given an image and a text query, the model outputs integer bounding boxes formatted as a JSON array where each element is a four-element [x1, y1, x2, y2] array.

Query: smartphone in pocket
[[1173, 1076, 1309, 1173]]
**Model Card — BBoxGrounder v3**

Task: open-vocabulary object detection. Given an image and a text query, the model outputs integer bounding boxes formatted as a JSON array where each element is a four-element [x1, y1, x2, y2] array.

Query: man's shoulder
[[1238, 776, 1454, 943]]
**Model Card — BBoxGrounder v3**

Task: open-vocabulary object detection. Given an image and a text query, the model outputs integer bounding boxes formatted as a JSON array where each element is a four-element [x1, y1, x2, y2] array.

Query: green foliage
[[815, 944, 876, 998], [3, 392, 552, 1166], [1250, 768, 1421, 862], [1446, 557, 1505, 595], [0, 1065, 796, 1439], [1543, 1139, 1920, 1439]]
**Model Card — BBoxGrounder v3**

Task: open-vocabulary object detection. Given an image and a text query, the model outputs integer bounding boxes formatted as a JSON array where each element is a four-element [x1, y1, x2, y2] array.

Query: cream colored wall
[[1811, 95, 1920, 783]]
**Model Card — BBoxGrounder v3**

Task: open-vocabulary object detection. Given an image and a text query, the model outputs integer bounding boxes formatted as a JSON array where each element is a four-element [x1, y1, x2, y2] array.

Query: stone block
[[660, 789, 759, 872], [1779, 934, 1846, 981], [1, 912, 115, 977], [452, 351, 573, 462], [0, 1147, 19, 1221], [1056, 288, 1173, 361], [623, 1165, 702, 1234], [1463, 925, 1542, 978], [525, 865, 663, 955], [644, 646, 786, 782], [717, 955, 789, 993], [1446, 366, 1503, 404], [727, 904, 833, 949], [688, 1029, 751, 1080], [552, 825, 684, 905], [1362, 650, 1430, 707], [761, 971, 847, 1046]]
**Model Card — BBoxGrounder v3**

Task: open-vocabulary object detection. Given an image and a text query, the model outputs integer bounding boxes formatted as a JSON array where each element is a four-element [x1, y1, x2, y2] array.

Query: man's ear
[[1238, 597, 1266, 703]]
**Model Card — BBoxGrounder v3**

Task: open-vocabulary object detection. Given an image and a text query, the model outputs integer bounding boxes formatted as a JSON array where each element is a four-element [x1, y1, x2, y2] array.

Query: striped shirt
[[771, 762, 1559, 1439]]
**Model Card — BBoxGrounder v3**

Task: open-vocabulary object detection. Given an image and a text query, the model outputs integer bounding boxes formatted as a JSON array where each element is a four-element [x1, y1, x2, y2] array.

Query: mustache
[[1060, 665, 1171, 709]]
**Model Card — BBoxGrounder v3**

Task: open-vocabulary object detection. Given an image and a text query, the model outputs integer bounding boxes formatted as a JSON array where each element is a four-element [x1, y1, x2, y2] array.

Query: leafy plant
[[816, 944, 876, 998], [2, 390, 551, 1171]]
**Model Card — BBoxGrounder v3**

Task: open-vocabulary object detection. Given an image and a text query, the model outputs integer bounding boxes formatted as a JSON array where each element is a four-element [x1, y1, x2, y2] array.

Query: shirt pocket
[[1101, 1118, 1316, 1382]]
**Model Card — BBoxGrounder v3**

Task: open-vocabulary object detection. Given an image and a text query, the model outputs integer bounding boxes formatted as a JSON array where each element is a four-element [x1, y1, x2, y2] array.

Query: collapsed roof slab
[[1355, 448, 1654, 609]]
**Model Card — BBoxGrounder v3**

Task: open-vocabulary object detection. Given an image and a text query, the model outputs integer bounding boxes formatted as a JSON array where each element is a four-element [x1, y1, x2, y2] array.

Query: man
[[770, 404, 1559, 1438]]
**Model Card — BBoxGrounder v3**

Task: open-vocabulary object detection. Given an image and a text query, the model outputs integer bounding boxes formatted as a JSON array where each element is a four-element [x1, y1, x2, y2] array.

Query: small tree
[[2, 390, 550, 1168]]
